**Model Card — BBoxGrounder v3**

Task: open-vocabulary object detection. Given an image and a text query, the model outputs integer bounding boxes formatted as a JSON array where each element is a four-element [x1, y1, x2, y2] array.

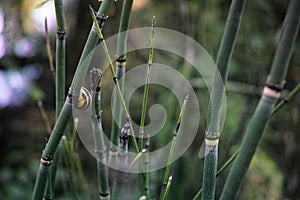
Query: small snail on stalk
[[75, 87, 91, 110]]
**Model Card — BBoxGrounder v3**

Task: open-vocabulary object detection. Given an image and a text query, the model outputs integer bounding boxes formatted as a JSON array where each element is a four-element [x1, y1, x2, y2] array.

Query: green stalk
[[44, 0, 66, 198], [138, 16, 155, 200], [111, 122, 130, 200], [134, 16, 155, 199], [161, 176, 172, 200], [109, 0, 133, 179], [54, 0, 66, 115], [220, 0, 300, 199], [90, 6, 139, 153], [32, 2, 115, 199], [193, 150, 239, 200], [196, 81, 300, 200], [195, 80, 300, 200], [160, 95, 189, 200], [90, 68, 110, 200], [202, 0, 247, 199], [139, 16, 155, 150]]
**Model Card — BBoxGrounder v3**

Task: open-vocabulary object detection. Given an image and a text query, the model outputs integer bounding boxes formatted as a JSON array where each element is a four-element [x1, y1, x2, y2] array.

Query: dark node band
[[116, 57, 126, 63], [41, 155, 54, 167], [57, 29, 66, 40], [265, 82, 282, 92], [96, 15, 108, 31]]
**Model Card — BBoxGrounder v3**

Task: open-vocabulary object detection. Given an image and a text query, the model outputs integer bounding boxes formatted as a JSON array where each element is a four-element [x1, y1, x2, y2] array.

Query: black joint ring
[[57, 29, 66, 40], [112, 76, 117, 83], [265, 83, 282, 92], [99, 192, 110, 198], [116, 58, 126, 63], [41, 155, 53, 167]]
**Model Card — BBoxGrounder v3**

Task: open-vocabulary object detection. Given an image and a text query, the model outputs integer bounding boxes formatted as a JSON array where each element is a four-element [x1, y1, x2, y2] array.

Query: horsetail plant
[[160, 95, 189, 200], [110, 0, 134, 164], [193, 150, 239, 200], [44, 0, 67, 198], [89, 5, 139, 153], [90, 68, 110, 200], [220, 0, 300, 199], [138, 16, 155, 200], [202, 0, 247, 199], [32, 1, 115, 199], [194, 80, 300, 200], [111, 121, 131, 200]]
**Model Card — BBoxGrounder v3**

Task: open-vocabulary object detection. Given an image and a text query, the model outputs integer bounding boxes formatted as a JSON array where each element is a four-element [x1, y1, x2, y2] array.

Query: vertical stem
[[139, 16, 155, 200], [32, 2, 115, 199], [44, 0, 66, 198], [90, 68, 110, 200], [90, 6, 139, 153], [161, 176, 172, 200], [110, 0, 134, 164], [111, 122, 130, 200], [220, 0, 300, 199], [202, 0, 247, 199], [160, 95, 189, 199]]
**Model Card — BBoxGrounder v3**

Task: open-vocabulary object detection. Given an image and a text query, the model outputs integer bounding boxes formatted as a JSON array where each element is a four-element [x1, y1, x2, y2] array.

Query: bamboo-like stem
[[138, 16, 155, 200], [220, 0, 300, 199], [111, 122, 130, 200], [195, 82, 300, 200], [32, 2, 114, 199], [160, 95, 189, 200], [54, 0, 66, 116], [89, 6, 139, 153], [193, 150, 239, 200], [161, 176, 172, 200], [202, 0, 247, 199], [195, 81, 300, 200], [109, 0, 134, 182], [90, 68, 110, 200], [44, 0, 66, 198], [139, 16, 155, 150]]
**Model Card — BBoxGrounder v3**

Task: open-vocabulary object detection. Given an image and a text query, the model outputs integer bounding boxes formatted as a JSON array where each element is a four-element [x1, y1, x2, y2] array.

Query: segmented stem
[[89, 6, 139, 153], [160, 95, 189, 199], [32, 2, 115, 199], [203, 0, 247, 199], [220, 0, 300, 199]]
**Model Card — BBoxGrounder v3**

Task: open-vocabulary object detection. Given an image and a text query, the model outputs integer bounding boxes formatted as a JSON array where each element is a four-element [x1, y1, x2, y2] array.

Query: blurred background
[[0, 0, 300, 199]]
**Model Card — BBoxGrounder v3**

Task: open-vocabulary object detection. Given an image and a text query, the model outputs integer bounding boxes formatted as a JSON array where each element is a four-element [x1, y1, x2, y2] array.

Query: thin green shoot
[[139, 15, 155, 152], [162, 176, 172, 200], [160, 95, 189, 199]]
